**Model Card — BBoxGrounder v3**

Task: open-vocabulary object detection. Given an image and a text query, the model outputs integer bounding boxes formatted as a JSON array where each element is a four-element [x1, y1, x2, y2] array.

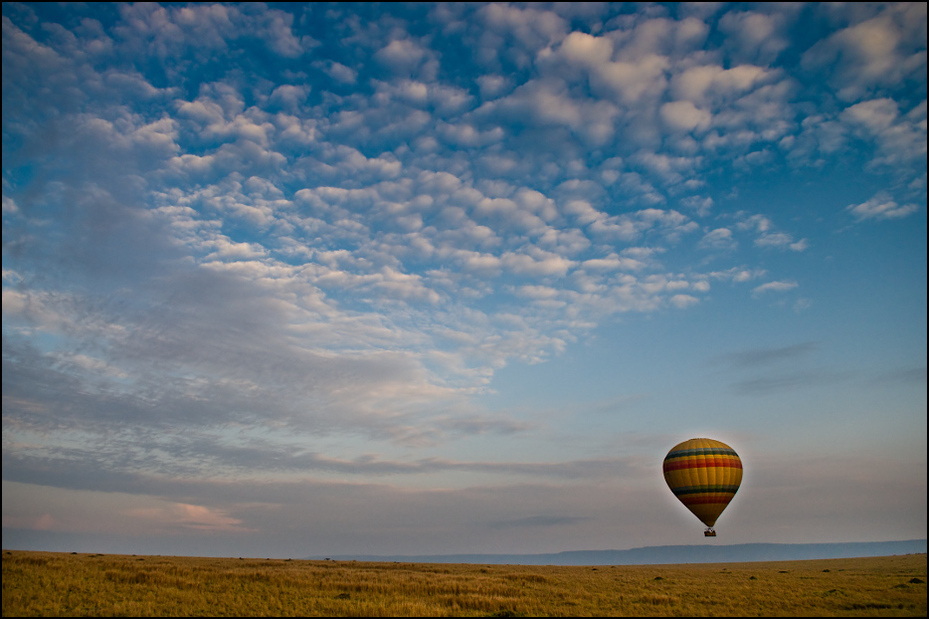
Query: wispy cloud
[[751, 280, 799, 297], [125, 502, 254, 534], [488, 514, 589, 529], [730, 369, 853, 395], [713, 342, 818, 368]]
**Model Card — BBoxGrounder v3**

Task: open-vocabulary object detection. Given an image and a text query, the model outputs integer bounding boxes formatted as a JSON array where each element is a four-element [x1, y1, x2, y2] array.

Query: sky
[[2, 2, 926, 559]]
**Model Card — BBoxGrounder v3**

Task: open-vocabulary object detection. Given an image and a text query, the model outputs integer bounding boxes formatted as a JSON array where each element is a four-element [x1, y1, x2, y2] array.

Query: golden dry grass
[[2, 549, 925, 617]]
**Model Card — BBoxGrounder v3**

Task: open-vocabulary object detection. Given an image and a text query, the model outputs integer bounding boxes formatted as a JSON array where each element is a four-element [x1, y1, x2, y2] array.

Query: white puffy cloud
[[841, 98, 928, 168], [501, 249, 574, 277], [476, 74, 512, 99], [660, 100, 712, 132], [802, 4, 927, 102], [376, 39, 428, 73], [846, 192, 920, 221], [735, 214, 806, 252], [478, 3, 567, 53], [590, 53, 670, 106], [718, 10, 791, 64], [269, 85, 310, 111], [699, 227, 737, 251], [754, 232, 808, 252], [113, 3, 309, 60], [318, 60, 358, 85], [557, 31, 613, 67], [670, 63, 774, 106], [843, 98, 902, 132]]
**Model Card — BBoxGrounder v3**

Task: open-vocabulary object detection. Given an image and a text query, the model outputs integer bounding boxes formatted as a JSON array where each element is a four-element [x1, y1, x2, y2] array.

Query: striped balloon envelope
[[663, 438, 742, 532]]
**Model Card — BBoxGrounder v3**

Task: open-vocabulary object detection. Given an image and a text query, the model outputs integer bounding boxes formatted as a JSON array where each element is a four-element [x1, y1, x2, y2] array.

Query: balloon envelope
[[663, 438, 742, 528]]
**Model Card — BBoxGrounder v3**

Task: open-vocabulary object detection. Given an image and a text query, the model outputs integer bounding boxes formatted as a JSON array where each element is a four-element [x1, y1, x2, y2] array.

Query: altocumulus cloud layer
[[2, 3, 926, 557]]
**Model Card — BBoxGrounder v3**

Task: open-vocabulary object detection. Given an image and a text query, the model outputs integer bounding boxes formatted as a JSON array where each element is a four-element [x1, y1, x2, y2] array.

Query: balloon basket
[[704, 528, 717, 537]]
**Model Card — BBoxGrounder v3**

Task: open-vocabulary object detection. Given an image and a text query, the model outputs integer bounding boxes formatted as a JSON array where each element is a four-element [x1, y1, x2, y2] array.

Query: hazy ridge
[[308, 539, 927, 566]]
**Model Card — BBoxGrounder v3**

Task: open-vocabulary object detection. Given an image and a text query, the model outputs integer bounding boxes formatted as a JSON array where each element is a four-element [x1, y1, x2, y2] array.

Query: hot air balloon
[[663, 438, 742, 537]]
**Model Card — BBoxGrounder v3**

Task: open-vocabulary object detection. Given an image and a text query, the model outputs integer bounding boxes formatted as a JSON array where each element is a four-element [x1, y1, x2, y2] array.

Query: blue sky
[[2, 2, 926, 559]]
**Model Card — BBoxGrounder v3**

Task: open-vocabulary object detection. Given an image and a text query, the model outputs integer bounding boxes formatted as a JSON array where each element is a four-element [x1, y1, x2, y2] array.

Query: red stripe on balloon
[[663, 458, 742, 471], [678, 495, 736, 505]]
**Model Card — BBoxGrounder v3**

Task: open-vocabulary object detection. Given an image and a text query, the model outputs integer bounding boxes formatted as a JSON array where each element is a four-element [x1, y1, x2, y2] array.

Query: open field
[[3, 550, 925, 617]]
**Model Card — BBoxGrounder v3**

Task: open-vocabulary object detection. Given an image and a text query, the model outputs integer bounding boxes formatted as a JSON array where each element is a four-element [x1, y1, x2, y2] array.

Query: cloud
[[736, 214, 807, 252], [841, 98, 927, 169], [479, 78, 591, 133], [488, 514, 589, 529], [871, 366, 927, 386], [714, 342, 818, 368], [802, 4, 927, 102], [557, 31, 612, 67], [125, 502, 253, 533], [751, 280, 798, 297], [111, 3, 310, 61], [317, 60, 358, 85], [718, 10, 791, 64], [843, 98, 901, 132], [699, 227, 737, 251], [669, 294, 699, 309], [846, 192, 919, 221], [754, 232, 809, 252], [269, 84, 310, 111], [731, 369, 852, 395], [375, 38, 428, 74], [670, 63, 776, 106], [660, 100, 712, 132], [3, 6, 913, 436], [2, 260, 482, 446], [478, 3, 567, 57]]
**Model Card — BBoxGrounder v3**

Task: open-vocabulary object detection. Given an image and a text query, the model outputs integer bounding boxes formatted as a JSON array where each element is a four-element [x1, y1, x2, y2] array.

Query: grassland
[[2, 549, 925, 617]]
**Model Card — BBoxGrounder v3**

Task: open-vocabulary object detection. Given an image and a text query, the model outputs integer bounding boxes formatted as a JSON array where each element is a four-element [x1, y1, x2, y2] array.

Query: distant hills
[[308, 539, 927, 566]]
